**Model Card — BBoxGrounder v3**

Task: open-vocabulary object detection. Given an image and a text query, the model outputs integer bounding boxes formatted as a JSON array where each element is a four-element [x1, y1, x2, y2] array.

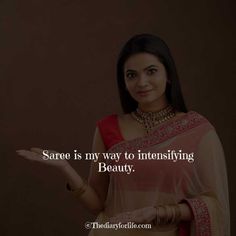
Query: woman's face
[[124, 52, 168, 108]]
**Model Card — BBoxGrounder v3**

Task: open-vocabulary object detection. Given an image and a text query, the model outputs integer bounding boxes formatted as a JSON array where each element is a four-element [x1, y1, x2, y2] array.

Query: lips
[[137, 89, 152, 96]]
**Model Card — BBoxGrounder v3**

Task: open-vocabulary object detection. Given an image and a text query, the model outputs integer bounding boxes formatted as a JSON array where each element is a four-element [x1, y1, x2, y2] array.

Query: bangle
[[156, 205, 166, 225], [170, 205, 176, 224], [174, 204, 181, 224], [155, 204, 181, 226], [165, 205, 173, 224], [167, 204, 181, 225], [159, 205, 169, 225], [153, 206, 161, 226]]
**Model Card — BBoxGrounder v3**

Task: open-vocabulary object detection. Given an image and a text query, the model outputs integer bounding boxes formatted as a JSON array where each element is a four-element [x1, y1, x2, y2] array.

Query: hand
[[110, 206, 156, 224], [16, 147, 70, 170]]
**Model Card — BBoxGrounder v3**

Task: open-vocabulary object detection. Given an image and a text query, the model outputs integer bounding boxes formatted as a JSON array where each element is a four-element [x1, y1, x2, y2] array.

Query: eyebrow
[[125, 65, 158, 73]]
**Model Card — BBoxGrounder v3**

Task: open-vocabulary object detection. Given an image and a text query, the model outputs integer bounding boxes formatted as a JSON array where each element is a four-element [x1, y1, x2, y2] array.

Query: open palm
[[16, 147, 69, 169]]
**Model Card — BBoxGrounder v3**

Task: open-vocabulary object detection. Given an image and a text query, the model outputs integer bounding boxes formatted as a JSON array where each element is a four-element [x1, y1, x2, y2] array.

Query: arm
[[110, 202, 193, 224], [178, 203, 193, 221], [61, 163, 103, 215], [182, 128, 230, 235], [62, 127, 109, 215]]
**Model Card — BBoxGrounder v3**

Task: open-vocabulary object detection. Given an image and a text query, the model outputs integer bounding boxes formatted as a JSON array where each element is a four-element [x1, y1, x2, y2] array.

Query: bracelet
[[173, 204, 181, 224], [154, 204, 181, 226], [170, 205, 176, 224], [166, 204, 181, 225], [153, 206, 161, 226], [160, 205, 169, 225], [165, 205, 173, 224]]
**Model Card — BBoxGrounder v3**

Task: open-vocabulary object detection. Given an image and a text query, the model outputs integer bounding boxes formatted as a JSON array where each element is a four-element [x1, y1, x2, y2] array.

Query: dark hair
[[116, 33, 187, 113]]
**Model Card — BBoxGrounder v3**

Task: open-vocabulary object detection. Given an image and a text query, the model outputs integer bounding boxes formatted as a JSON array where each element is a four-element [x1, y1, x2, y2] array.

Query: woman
[[17, 34, 230, 236]]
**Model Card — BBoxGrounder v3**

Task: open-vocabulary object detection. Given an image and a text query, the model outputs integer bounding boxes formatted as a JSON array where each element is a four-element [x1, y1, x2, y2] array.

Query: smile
[[137, 90, 152, 96]]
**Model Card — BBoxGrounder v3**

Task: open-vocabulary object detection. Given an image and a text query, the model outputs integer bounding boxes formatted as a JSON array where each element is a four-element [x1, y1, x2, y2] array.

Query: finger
[[17, 150, 43, 161], [134, 215, 145, 223], [109, 217, 117, 223], [112, 217, 127, 224], [48, 149, 58, 154], [31, 148, 59, 155], [110, 215, 124, 223], [119, 213, 133, 223], [16, 149, 27, 153], [17, 149, 42, 157], [16, 150, 30, 155], [30, 147, 44, 154], [109, 217, 120, 223]]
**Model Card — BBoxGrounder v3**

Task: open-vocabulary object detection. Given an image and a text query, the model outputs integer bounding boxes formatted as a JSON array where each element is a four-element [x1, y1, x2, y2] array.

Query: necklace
[[131, 105, 176, 134]]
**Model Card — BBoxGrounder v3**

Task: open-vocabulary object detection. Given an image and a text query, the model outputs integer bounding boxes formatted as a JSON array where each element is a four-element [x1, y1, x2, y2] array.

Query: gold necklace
[[131, 105, 176, 134]]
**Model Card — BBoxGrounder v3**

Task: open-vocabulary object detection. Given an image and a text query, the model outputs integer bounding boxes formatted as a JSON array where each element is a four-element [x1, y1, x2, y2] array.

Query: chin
[[137, 98, 156, 105]]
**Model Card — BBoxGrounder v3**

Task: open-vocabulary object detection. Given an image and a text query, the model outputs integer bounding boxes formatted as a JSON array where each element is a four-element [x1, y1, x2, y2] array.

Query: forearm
[[154, 202, 193, 225], [61, 163, 104, 214], [130, 203, 193, 225], [178, 203, 193, 221]]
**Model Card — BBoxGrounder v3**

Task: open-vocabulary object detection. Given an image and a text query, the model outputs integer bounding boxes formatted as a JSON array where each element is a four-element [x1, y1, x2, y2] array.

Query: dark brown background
[[1, 0, 235, 235]]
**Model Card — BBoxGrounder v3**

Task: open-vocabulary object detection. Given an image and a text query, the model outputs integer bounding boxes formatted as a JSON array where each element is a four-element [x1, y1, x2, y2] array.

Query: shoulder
[[95, 113, 125, 150], [96, 113, 117, 126], [117, 113, 132, 123], [185, 110, 216, 131], [95, 112, 131, 135], [187, 110, 211, 122]]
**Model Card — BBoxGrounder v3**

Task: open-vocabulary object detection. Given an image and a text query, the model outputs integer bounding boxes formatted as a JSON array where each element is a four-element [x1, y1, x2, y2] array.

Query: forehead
[[124, 53, 162, 70]]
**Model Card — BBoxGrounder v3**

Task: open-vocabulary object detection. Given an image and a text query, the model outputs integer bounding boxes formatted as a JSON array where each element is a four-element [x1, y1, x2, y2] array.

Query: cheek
[[125, 81, 135, 92], [125, 82, 139, 100], [153, 76, 167, 90]]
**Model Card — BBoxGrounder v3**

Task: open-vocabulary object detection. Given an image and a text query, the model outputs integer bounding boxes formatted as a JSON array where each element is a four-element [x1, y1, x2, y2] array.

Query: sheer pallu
[[88, 111, 230, 236]]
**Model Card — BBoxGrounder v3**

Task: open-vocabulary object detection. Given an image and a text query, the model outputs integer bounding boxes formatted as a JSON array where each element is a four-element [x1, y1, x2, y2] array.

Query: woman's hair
[[116, 33, 188, 113]]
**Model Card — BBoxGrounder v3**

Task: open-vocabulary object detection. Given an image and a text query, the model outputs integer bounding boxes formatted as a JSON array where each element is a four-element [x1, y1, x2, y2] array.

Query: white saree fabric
[[88, 111, 230, 236]]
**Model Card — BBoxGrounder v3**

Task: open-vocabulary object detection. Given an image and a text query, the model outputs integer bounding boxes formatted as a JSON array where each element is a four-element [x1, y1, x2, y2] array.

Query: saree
[[88, 111, 230, 236]]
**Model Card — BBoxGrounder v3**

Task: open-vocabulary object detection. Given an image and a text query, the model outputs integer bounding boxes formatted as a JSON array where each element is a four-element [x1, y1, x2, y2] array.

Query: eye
[[126, 72, 137, 80], [147, 68, 157, 75]]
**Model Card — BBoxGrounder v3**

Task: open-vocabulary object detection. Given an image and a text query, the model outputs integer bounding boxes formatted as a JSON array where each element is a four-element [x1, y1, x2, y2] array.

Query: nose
[[137, 74, 148, 88]]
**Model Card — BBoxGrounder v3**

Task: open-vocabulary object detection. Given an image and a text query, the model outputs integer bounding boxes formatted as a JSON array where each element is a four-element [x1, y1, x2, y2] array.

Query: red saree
[[88, 111, 230, 236]]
